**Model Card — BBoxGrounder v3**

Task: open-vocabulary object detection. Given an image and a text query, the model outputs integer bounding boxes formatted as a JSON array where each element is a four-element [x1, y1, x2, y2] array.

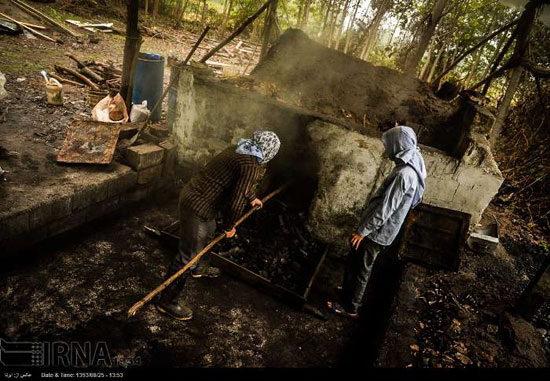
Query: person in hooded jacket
[[327, 125, 427, 318], [156, 130, 281, 321]]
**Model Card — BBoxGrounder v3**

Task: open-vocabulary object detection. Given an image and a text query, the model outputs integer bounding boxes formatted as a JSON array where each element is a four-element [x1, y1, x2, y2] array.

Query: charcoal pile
[[214, 197, 325, 294]]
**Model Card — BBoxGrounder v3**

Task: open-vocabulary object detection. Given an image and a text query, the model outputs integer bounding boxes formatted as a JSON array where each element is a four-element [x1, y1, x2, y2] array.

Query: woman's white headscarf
[[381, 126, 427, 207], [235, 130, 281, 164]]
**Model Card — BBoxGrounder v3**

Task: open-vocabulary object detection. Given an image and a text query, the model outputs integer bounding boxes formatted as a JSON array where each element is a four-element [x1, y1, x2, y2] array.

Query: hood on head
[[381, 126, 418, 163]]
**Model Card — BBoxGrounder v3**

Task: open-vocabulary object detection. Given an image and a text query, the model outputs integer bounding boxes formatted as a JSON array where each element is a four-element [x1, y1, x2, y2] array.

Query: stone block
[[120, 185, 151, 203], [137, 164, 163, 185], [107, 168, 138, 199], [158, 140, 176, 177], [0, 212, 29, 241], [28, 193, 72, 231], [125, 143, 165, 171], [70, 181, 110, 211]]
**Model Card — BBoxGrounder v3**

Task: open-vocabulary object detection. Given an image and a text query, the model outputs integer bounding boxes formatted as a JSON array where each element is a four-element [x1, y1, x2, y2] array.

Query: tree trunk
[[427, 44, 444, 83], [327, 0, 341, 48], [387, 11, 402, 46], [465, 12, 498, 85], [419, 39, 434, 80], [334, 0, 350, 50], [321, 0, 333, 36], [403, 0, 448, 76], [360, 0, 391, 60], [201, 0, 207, 27], [152, 0, 159, 19], [490, 65, 523, 147], [303, 0, 312, 26], [144, 0, 149, 15], [480, 32, 506, 81], [261, 0, 278, 58], [222, 0, 228, 16], [223, 0, 234, 34], [121, 0, 141, 110], [343, 0, 360, 54]]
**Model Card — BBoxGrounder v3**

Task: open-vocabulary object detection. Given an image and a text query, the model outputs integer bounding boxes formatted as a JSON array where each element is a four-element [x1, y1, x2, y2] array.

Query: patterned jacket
[[179, 146, 266, 230]]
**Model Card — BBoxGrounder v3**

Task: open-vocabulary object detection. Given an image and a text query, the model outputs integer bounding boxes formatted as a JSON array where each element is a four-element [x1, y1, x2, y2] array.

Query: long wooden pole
[[200, 0, 272, 63], [120, 0, 141, 110], [0, 17, 46, 29], [0, 12, 55, 42], [10, 0, 79, 37], [127, 185, 287, 317]]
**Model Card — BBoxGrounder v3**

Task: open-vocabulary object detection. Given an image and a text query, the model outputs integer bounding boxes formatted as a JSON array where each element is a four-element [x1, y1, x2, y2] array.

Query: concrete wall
[[307, 120, 504, 245], [170, 65, 309, 174], [169, 65, 503, 247]]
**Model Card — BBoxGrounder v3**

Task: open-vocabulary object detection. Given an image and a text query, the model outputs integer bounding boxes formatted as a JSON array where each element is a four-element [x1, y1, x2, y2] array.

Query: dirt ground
[[0, 189, 359, 367], [377, 204, 550, 368], [1, 0, 549, 370], [0, 0, 258, 214]]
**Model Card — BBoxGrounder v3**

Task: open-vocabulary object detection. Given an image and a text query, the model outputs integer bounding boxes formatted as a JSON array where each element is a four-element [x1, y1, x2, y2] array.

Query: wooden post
[[121, 0, 142, 110], [200, 0, 272, 63], [260, 0, 278, 59]]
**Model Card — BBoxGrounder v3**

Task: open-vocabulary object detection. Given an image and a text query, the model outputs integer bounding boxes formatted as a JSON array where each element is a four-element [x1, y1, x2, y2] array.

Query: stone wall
[[169, 65, 503, 247]]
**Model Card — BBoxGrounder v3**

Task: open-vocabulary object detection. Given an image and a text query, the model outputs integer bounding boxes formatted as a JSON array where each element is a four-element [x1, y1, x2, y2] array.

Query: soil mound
[[251, 29, 458, 150]]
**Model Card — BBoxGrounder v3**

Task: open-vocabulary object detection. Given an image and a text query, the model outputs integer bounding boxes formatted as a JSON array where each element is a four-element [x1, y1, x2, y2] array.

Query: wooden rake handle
[[127, 185, 287, 317]]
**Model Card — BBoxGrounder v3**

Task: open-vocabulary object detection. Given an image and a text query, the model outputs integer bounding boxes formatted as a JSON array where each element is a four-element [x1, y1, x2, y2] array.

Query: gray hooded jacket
[[357, 126, 427, 246]]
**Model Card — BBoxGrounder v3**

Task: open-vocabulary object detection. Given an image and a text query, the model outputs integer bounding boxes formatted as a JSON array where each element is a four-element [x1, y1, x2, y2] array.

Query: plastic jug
[[0, 71, 7, 100], [130, 100, 150, 122], [45, 78, 63, 105]]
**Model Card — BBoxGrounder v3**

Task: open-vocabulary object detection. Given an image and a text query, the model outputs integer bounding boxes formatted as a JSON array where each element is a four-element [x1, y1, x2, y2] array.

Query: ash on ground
[[214, 196, 325, 294]]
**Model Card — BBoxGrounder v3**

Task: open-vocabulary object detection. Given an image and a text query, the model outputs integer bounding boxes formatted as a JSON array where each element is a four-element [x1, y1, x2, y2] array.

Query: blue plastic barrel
[[132, 52, 164, 122]]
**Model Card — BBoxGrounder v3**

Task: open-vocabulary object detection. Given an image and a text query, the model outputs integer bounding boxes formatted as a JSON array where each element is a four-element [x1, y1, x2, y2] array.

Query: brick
[[70, 181, 110, 211], [125, 143, 164, 171], [86, 197, 120, 223], [107, 169, 138, 199], [29, 194, 72, 231], [0, 212, 30, 241], [137, 164, 163, 185], [158, 140, 176, 177], [120, 185, 150, 203]]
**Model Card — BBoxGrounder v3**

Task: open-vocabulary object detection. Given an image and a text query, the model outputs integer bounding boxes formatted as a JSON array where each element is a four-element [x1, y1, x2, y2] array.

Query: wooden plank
[[10, 0, 79, 37], [0, 12, 55, 42]]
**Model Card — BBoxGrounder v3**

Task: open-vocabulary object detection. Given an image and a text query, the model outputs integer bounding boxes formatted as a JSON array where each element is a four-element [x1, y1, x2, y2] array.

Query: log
[[0, 12, 55, 42], [10, 0, 79, 37], [66, 54, 104, 82], [48, 72, 84, 87], [200, 0, 273, 63], [54, 64, 99, 89]]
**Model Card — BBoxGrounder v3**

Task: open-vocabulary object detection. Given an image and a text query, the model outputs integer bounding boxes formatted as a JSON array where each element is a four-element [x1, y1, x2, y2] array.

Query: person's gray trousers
[[341, 238, 384, 313], [169, 205, 217, 290]]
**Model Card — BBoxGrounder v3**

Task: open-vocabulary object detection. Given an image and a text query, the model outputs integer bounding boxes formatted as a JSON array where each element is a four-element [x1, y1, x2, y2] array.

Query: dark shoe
[[192, 266, 221, 278], [326, 300, 358, 319], [156, 299, 193, 321], [155, 277, 193, 321]]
